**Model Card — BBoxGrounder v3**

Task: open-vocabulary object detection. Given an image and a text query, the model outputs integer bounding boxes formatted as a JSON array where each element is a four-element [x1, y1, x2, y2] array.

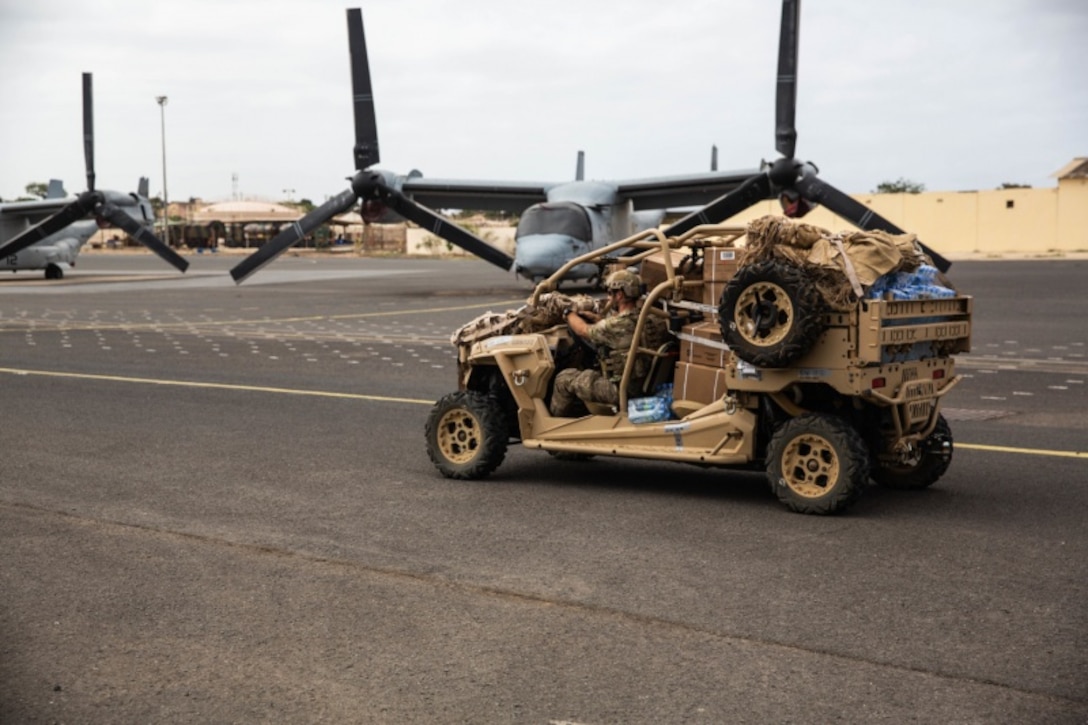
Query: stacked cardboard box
[[640, 249, 689, 291], [673, 362, 729, 405], [703, 248, 740, 307], [677, 321, 730, 367], [640, 249, 703, 302], [673, 321, 731, 405]]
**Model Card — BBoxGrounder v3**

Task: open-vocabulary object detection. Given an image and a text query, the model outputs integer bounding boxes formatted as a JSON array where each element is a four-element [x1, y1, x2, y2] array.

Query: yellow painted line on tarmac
[[957, 442, 1087, 459], [6, 365, 1084, 460], [0, 367, 435, 406]]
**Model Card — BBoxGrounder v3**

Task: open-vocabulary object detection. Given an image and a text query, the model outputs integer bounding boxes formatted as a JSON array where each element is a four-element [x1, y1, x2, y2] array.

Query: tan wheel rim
[[779, 433, 840, 498], [436, 407, 481, 464], [736, 281, 793, 347]]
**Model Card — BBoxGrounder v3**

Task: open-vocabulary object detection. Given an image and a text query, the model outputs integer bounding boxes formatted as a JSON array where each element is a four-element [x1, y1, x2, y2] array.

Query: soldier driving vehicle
[[424, 216, 972, 515], [550, 270, 648, 418]]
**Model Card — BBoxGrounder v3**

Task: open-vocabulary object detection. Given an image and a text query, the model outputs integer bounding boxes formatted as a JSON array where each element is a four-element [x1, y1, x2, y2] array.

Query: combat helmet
[[604, 269, 642, 299]]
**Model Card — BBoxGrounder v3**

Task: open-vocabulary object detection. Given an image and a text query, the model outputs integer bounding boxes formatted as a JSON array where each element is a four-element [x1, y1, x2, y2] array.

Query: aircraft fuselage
[[512, 182, 666, 282], [0, 218, 97, 278]]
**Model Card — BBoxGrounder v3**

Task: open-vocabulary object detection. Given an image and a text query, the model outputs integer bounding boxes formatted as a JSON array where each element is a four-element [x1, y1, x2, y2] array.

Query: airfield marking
[[956, 442, 1087, 460], [0, 299, 525, 333], [0, 367, 434, 406], [3, 366, 1086, 461]]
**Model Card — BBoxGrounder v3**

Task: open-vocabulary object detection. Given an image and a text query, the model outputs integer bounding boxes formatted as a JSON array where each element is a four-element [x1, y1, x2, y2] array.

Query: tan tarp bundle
[[743, 215, 932, 310]]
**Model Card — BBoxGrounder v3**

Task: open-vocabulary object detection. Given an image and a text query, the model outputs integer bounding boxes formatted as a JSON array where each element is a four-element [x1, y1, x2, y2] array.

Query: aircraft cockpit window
[[516, 203, 592, 241]]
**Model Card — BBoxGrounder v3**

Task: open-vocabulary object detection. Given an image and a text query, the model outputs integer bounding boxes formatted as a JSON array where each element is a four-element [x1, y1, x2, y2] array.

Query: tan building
[[713, 158, 1088, 256], [184, 200, 301, 248]]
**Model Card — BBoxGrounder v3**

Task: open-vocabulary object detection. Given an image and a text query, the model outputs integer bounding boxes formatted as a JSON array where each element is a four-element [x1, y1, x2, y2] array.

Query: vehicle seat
[[640, 341, 679, 396]]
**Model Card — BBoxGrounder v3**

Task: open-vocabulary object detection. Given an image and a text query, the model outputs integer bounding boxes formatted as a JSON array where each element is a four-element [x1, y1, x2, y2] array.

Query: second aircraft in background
[[0, 73, 188, 280]]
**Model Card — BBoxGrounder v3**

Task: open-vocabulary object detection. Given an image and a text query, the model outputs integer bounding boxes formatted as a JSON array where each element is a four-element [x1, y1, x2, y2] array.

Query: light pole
[[156, 95, 169, 246]]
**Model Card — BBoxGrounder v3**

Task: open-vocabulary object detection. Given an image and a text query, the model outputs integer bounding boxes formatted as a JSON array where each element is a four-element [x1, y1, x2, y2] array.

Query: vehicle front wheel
[[425, 390, 509, 480], [872, 415, 953, 490], [766, 414, 870, 514]]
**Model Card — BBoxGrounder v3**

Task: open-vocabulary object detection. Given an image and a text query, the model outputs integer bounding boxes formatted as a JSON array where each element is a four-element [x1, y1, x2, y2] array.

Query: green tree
[[873, 178, 925, 194], [999, 182, 1032, 189], [25, 181, 49, 199]]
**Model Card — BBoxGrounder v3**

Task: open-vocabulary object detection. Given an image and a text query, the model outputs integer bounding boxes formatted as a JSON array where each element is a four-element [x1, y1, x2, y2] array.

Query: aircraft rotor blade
[[0, 192, 99, 258], [662, 173, 772, 237], [83, 72, 96, 192], [230, 189, 360, 283], [382, 192, 514, 271], [794, 173, 951, 272], [98, 202, 189, 273], [347, 8, 379, 171], [775, 0, 801, 159]]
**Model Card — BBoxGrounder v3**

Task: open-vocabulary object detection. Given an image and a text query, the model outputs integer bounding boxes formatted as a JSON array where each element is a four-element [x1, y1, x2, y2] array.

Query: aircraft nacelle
[[98, 189, 156, 226]]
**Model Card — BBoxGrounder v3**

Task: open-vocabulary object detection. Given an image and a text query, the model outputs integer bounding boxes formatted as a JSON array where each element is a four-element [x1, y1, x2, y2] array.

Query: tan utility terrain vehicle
[[424, 217, 972, 514]]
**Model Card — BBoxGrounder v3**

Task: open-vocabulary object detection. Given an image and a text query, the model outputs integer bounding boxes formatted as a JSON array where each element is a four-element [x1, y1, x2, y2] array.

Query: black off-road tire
[[718, 260, 824, 368], [872, 415, 953, 490], [425, 390, 508, 480], [766, 414, 870, 515]]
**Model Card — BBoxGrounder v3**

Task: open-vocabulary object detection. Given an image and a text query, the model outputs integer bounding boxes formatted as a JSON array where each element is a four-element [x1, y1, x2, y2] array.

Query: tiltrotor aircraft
[[231, 0, 947, 285], [0, 73, 189, 279]]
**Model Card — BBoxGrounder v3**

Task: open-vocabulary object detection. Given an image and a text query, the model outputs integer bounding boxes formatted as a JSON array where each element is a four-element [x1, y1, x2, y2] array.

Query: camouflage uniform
[[549, 308, 643, 416]]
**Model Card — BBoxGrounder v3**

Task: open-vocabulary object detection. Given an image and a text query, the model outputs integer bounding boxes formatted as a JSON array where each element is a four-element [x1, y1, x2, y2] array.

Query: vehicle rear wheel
[[719, 260, 824, 367], [425, 391, 508, 479], [872, 415, 953, 490], [766, 414, 869, 514]]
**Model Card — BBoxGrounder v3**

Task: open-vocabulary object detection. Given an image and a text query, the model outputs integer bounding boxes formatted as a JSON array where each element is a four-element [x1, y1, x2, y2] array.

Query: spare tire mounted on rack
[[718, 259, 825, 368]]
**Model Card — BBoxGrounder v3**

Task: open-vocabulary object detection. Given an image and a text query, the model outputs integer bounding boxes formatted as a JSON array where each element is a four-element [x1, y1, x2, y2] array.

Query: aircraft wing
[[616, 169, 763, 210], [0, 198, 77, 223], [399, 177, 551, 213]]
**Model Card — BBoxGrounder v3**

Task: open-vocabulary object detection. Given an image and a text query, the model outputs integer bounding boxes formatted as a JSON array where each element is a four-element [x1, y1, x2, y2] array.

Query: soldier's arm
[[564, 310, 593, 339]]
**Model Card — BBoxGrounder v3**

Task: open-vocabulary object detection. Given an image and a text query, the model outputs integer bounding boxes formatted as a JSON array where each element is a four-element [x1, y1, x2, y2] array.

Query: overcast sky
[[1, 0, 1084, 205]]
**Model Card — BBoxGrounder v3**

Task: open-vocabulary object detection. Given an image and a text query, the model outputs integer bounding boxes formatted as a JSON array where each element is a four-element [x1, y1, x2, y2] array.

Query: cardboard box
[[641, 249, 684, 289], [703, 248, 740, 307], [677, 321, 730, 367], [673, 361, 729, 405], [641, 249, 701, 301]]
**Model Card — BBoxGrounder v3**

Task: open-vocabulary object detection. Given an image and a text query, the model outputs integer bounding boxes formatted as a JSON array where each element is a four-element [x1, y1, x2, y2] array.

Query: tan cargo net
[[742, 215, 938, 311]]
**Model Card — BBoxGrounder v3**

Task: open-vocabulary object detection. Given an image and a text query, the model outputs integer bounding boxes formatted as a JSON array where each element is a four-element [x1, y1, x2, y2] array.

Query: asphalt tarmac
[[2, 252, 1086, 723]]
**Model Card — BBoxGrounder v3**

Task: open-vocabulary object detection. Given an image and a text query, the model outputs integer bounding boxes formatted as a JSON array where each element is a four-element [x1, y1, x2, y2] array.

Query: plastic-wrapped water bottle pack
[[628, 384, 675, 424], [867, 264, 956, 301]]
